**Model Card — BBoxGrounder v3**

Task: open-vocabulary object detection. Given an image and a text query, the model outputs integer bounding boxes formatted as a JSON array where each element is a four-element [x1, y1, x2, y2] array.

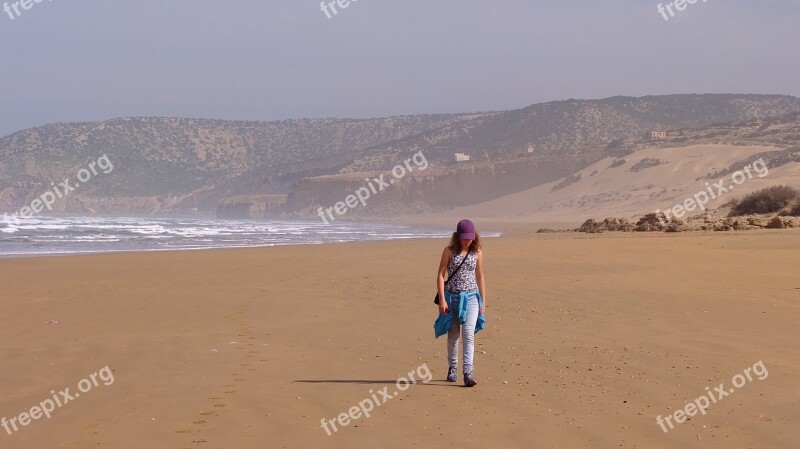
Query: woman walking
[[436, 219, 486, 387]]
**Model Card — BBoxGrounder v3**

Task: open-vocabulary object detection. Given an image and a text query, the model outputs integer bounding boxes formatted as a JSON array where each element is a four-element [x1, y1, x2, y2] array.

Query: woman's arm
[[437, 247, 451, 314], [476, 250, 486, 313]]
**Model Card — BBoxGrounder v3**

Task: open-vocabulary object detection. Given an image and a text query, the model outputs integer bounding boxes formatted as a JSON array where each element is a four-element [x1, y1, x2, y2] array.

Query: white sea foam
[[0, 216, 480, 258]]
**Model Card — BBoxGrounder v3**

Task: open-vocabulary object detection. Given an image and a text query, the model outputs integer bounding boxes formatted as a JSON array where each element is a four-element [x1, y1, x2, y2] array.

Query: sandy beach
[[3, 2, 798, 448], [1, 228, 799, 448]]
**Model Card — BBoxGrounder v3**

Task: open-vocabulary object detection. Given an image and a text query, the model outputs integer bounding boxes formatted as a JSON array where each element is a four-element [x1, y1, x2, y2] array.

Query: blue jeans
[[446, 294, 479, 374]]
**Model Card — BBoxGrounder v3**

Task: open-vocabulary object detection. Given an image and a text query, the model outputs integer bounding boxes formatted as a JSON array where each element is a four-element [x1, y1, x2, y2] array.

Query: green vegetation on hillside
[[729, 185, 800, 216]]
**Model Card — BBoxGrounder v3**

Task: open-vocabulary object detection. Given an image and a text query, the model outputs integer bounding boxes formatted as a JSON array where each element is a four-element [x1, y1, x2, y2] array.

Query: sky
[[0, 0, 798, 137]]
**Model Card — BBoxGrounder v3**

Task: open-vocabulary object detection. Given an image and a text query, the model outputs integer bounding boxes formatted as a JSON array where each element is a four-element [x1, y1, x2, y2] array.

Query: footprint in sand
[[183, 301, 257, 448]]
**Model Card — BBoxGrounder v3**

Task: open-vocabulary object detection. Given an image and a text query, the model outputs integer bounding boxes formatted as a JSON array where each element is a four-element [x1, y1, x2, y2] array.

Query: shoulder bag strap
[[445, 249, 471, 290]]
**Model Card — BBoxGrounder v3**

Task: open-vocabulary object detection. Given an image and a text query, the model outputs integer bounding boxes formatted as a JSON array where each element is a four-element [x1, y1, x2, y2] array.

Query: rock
[[635, 213, 668, 231], [713, 223, 730, 231], [666, 223, 690, 232], [574, 212, 799, 234], [600, 217, 630, 232], [577, 218, 617, 233], [731, 219, 746, 230], [766, 216, 786, 229], [577, 219, 597, 232]]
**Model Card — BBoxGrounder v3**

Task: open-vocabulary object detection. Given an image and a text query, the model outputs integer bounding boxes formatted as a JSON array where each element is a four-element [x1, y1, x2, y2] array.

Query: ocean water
[[0, 216, 458, 258]]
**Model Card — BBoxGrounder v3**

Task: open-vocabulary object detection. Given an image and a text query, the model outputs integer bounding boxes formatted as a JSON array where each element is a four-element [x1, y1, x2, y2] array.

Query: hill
[[2, 94, 800, 217]]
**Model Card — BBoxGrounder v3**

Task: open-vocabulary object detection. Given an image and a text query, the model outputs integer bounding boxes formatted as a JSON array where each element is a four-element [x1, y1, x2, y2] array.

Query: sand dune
[[447, 145, 798, 222]]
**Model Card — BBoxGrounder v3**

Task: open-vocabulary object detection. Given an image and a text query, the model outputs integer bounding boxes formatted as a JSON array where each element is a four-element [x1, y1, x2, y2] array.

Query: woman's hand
[[438, 301, 449, 315]]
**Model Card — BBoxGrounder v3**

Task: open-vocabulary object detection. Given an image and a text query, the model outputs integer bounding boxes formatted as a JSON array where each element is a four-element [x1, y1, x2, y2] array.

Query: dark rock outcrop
[[561, 212, 800, 234]]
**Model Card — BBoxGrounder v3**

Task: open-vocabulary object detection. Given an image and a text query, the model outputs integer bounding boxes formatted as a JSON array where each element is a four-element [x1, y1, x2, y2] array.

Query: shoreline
[[0, 217, 483, 260], [5, 223, 800, 260]]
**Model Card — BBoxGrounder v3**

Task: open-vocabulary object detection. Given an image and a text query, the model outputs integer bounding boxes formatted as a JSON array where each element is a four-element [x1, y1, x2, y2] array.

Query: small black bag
[[434, 250, 471, 305]]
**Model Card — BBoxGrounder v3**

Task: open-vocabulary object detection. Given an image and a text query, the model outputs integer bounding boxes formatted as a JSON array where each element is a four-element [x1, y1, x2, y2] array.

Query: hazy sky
[[0, 0, 798, 137]]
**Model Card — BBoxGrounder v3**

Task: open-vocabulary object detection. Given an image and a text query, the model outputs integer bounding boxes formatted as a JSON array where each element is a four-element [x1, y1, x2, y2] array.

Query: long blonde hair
[[448, 232, 481, 254]]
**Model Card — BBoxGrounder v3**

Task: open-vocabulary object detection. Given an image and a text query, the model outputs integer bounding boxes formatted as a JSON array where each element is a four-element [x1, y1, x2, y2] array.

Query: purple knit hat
[[456, 219, 476, 240]]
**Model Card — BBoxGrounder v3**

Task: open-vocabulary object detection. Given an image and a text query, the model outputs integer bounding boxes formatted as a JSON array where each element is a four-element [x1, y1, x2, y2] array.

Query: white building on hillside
[[454, 153, 470, 162]]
